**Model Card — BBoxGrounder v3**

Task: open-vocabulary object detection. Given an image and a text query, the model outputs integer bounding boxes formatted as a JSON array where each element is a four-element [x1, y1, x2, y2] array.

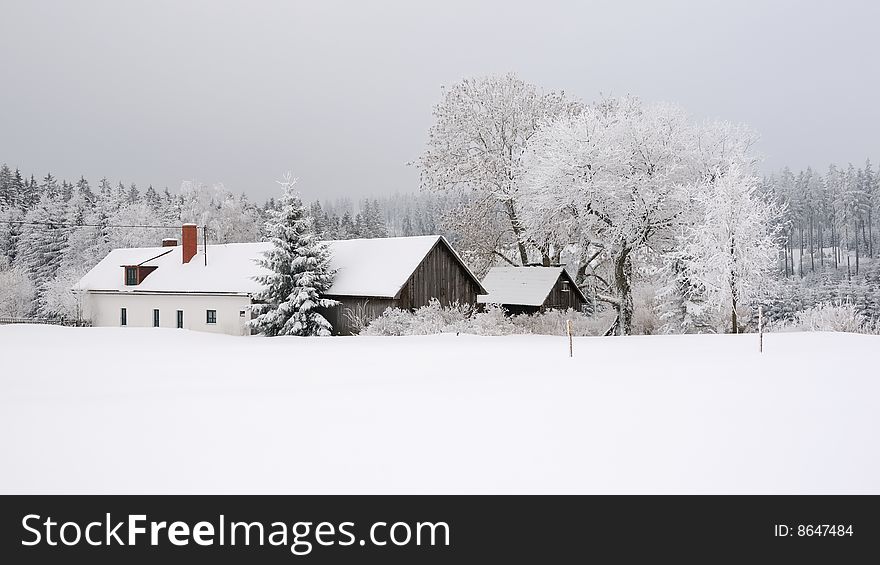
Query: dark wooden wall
[[543, 272, 587, 311], [397, 241, 482, 309], [319, 296, 396, 336]]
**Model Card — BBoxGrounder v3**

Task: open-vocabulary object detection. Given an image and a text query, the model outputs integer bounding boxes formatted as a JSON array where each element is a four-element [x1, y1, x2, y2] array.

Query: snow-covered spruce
[[248, 174, 339, 336]]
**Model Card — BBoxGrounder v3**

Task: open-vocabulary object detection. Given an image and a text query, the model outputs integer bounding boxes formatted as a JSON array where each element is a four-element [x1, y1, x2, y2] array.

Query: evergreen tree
[[75, 176, 95, 206], [21, 175, 39, 210], [339, 211, 355, 239], [401, 215, 414, 236], [144, 185, 161, 212], [17, 192, 68, 314], [127, 183, 140, 204], [11, 169, 25, 210], [0, 164, 13, 208], [249, 174, 339, 336], [40, 173, 60, 200]]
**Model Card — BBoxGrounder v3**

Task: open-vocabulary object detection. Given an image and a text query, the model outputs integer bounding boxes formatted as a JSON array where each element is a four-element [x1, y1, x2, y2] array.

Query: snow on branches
[[517, 95, 770, 334], [669, 164, 783, 333], [417, 74, 582, 268]]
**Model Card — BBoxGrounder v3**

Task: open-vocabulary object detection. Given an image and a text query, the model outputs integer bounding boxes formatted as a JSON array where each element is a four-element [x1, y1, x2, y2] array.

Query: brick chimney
[[182, 224, 198, 264], [162, 238, 178, 247]]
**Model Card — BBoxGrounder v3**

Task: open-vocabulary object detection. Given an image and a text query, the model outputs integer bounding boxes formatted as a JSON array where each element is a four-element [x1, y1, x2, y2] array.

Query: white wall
[[85, 292, 252, 336]]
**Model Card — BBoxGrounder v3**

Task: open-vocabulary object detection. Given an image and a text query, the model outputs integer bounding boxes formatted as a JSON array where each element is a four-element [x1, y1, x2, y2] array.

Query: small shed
[[477, 266, 587, 315], [320, 235, 486, 335]]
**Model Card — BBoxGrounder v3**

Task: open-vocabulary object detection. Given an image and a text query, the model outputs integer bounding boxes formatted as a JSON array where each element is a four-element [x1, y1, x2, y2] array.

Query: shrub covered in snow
[[771, 301, 877, 334], [362, 299, 613, 336]]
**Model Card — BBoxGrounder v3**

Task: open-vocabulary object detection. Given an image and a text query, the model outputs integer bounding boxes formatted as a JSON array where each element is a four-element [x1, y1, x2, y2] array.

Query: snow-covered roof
[[75, 235, 480, 298], [325, 235, 446, 297], [74, 243, 271, 295], [477, 266, 584, 306]]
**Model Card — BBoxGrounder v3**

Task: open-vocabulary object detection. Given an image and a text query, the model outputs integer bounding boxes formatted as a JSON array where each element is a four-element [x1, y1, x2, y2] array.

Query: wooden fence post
[[567, 319, 573, 358], [758, 305, 763, 353]]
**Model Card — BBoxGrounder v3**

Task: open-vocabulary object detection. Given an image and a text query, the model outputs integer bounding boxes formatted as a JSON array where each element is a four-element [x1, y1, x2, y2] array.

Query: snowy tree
[[519, 97, 697, 334], [519, 97, 764, 334], [417, 73, 582, 267], [671, 164, 783, 333], [0, 261, 34, 317], [177, 181, 262, 243], [0, 164, 14, 208], [42, 267, 88, 320], [249, 174, 339, 336], [17, 192, 68, 314]]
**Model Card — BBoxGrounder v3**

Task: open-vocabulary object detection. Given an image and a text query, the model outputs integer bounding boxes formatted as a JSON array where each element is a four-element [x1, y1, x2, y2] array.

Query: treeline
[[764, 160, 878, 277], [0, 164, 458, 320], [0, 165, 268, 318]]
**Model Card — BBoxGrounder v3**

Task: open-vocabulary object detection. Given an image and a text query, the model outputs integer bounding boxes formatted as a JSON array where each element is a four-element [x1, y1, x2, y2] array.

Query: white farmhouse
[[74, 225, 485, 335]]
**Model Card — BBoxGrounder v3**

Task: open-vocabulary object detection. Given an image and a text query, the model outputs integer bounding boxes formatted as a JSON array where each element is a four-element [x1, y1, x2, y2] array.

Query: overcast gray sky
[[1, 0, 878, 202]]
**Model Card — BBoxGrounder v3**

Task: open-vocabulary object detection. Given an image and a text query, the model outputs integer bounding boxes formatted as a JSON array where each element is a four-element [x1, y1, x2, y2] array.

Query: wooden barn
[[320, 235, 486, 335], [477, 266, 588, 315]]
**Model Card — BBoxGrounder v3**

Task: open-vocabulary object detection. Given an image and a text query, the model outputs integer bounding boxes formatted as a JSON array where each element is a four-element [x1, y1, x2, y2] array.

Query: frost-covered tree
[[17, 192, 68, 314], [519, 97, 763, 334], [519, 97, 696, 334], [417, 73, 582, 267], [177, 181, 262, 243], [672, 164, 783, 333], [249, 174, 339, 336], [0, 260, 34, 317]]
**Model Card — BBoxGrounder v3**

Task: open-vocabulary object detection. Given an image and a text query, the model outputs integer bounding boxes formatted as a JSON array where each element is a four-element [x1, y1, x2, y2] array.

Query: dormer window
[[125, 267, 138, 286], [123, 265, 158, 286]]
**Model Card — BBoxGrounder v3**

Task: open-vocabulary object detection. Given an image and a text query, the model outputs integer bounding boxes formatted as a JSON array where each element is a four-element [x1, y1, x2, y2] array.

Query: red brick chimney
[[182, 224, 198, 264], [162, 238, 178, 247]]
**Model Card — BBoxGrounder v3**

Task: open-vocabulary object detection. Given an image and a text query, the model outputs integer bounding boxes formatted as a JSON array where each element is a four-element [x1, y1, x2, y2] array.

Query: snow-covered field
[[1, 325, 878, 494]]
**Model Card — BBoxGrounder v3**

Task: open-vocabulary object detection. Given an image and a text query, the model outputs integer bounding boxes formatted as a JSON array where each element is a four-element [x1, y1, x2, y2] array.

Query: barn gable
[[322, 235, 484, 299], [477, 266, 587, 312], [321, 236, 486, 334]]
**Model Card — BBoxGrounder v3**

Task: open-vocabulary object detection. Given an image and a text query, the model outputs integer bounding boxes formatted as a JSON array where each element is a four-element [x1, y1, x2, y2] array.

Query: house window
[[206, 310, 217, 324], [153, 309, 160, 327], [177, 310, 184, 329], [120, 308, 127, 326], [125, 267, 138, 286], [561, 280, 570, 292]]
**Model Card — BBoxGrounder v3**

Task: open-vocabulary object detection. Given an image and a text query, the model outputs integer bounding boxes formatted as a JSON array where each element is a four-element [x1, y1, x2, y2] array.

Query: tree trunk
[[809, 214, 815, 272], [868, 210, 874, 258], [730, 235, 739, 334], [832, 223, 837, 268], [613, 245, 633, 336], [541, 246, 551, 267], [854, 219, 860, 275], [504, 201, 529, 266], [798, 226, 803, 277]]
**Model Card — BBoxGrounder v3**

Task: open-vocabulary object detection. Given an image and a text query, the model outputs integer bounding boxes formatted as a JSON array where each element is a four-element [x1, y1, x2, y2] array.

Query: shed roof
[[75, 235, 483, 298], [477, 266, 586, 307]]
